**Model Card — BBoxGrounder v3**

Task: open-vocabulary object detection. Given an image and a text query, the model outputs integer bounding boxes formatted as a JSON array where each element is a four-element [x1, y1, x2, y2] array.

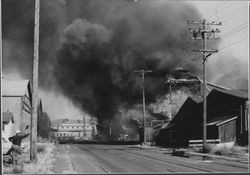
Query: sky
[[2, 0, 249, 121], [190, 1, 248, 83], [190, 1, 248, 60]]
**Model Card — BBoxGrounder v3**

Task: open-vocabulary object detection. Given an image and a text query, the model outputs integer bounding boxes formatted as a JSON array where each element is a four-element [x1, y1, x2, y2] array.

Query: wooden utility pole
[[0, 0, 2, 82], [165, 79, 173, 119], [187, 19, 221, 151], [30, 0, 40, 162], [134, 69, 152, 146], [109, 119, 112, 137]]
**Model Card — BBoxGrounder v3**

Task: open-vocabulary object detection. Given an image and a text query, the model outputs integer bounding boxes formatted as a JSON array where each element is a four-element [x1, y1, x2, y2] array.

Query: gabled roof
[[3, 112, 14, 124], [189, 96, 203, 103], [207, 116, 238, 126], [215, 89, 247, 100], [2, 79, 31, 97]]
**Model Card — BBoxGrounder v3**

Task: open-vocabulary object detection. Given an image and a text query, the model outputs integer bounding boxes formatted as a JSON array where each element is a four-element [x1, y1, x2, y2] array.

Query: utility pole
[[187, 19, 221, 151], [31, 0, 40, 162], [109, 119, 112, 137], [0, 0, 2, 81], [165, 79, 173, 119], [134, 69, 152, 146]]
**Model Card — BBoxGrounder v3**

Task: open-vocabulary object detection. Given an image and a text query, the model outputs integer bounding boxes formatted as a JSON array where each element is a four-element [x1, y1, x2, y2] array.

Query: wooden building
[[2, 79, 32, 143], [155, 86, 248, 147], [154, 96, 202, 147]]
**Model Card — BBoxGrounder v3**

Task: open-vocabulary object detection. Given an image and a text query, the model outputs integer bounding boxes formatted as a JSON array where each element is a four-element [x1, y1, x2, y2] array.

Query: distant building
[[51, 117, 98, 140]]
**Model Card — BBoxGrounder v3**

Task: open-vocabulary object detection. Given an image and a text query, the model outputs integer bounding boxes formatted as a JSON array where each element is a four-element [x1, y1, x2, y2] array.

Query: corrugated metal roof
[[206, 82, 248, 99], [3, 112, 14, 124], [2, 79, 30, 96], [211, 88, 248, 99], [207, 116, 238, 126]]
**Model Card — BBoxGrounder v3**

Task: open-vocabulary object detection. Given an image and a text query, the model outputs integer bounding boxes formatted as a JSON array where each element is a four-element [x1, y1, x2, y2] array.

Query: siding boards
[[218, 120, 236, 143]]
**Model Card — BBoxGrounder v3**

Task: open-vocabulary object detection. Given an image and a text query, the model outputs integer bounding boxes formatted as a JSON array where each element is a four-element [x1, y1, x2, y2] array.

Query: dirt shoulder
[[3, 142, 58, 174]]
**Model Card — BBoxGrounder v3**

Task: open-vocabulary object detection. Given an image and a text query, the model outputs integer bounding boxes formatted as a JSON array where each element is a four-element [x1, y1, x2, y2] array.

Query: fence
[[189, 139, 220, 147]]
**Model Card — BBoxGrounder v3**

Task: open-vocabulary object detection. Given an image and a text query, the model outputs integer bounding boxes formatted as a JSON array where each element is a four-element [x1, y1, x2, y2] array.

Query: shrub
[[210, 144, 247, 156], [37, 144, 46, 154], [13, 166, 23, 173], [202, 144, 214, 153]]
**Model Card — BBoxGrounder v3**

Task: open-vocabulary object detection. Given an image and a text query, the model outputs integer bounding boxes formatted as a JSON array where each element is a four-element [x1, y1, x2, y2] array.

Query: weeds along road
[[53, 144, 248, 174]]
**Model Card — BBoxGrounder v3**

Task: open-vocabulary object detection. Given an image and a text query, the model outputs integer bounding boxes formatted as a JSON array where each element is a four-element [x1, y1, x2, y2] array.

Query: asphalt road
[[53, 144, 248, 173]]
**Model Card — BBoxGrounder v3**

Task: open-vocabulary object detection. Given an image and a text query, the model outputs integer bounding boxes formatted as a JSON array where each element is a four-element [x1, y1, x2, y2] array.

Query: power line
[[219, 37, 247, 50], [207, 1, 234, 19], [203, 1, 230, 17], [218, 5, 247, 20], [220, 21, 248, 39], [221, 25, 247, 40], [187, 19, 221, 151]]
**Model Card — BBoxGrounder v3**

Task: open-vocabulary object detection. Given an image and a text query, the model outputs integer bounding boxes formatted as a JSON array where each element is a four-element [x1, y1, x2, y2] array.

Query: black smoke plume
[[3, 0, 205, 121]]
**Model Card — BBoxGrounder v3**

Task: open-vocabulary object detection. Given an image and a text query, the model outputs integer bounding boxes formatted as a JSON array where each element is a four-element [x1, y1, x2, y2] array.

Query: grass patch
[[190, 144, 248, 157], [37, 144, 47, 154], [13, 165, 23, 174], [211, 145, 248, 156]]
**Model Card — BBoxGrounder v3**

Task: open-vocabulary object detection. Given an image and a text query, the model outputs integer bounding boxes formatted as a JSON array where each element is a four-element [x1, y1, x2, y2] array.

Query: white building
[[2, 112, 15, 139], [52, 117, 98, 140]]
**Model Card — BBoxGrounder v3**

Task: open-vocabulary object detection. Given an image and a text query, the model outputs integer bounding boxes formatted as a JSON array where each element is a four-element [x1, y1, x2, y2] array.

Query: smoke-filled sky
[[2, 0, 248, 122]]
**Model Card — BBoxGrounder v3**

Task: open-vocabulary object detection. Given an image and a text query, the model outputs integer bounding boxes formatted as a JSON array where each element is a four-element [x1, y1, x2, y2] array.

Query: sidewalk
[[23, 143, 56, 174]]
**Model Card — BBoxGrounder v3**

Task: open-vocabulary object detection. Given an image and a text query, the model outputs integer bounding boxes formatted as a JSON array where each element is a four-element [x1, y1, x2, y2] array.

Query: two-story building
[[51, 117, 98, 141]]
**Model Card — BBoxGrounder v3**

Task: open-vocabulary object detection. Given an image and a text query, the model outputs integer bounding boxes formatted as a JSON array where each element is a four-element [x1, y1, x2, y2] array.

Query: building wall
[[3, 96, 31, 150], [207, 91, 247, 145], [219, 120, 236, 143], [2, 121, 15, 139], [56, 123, 94, 140], [2, 97, 22, 133]]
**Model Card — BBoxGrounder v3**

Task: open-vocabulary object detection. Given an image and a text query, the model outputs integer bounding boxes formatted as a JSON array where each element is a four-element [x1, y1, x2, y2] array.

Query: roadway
[[53, 144, 249, 173]]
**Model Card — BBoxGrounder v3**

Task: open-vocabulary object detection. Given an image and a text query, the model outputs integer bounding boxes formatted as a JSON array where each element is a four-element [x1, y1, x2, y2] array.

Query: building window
[[170, 130, 177, 142]]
